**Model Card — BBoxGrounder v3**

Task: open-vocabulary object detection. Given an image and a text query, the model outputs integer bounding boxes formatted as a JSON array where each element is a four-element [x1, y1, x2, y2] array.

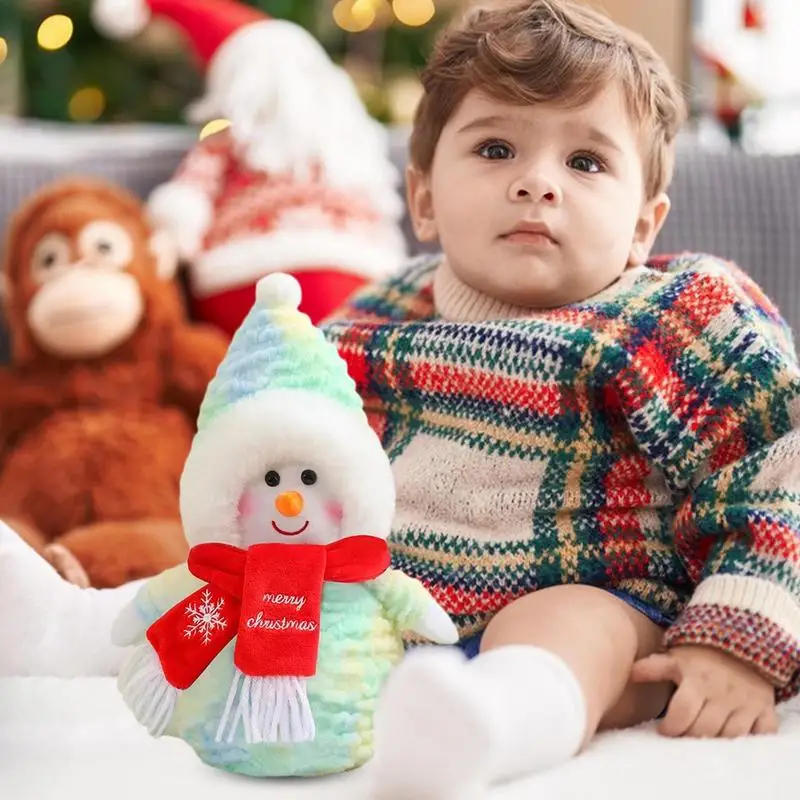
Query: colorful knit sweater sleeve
[[602, 254, 800, 692], [323, 255, 437, 325], [322, 255, 437, 440]]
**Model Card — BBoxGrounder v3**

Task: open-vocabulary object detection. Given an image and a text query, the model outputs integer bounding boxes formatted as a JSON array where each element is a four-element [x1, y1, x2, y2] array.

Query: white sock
[[0, 522, 143, 677], [371, 644, 587, 799], [473, 645, 587, 781]]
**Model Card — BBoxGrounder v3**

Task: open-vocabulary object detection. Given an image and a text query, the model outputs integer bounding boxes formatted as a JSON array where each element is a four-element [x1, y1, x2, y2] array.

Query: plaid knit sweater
[[321, 252, 800, 700]]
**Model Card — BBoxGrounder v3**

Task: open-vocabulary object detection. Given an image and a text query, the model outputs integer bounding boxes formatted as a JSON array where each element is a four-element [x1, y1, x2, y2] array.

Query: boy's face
[[407, 86, 670, 308]]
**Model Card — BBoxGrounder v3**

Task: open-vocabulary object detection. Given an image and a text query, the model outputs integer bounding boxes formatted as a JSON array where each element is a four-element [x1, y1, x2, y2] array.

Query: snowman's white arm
[[112, 563, 202, 647], [111, 596, 151, 648], [405, 598, 459, 644], [364, 569, 459, 645]]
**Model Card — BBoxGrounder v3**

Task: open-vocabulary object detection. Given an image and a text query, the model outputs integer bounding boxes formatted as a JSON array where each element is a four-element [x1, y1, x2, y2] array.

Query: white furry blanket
[[1, 677, 798, 799]]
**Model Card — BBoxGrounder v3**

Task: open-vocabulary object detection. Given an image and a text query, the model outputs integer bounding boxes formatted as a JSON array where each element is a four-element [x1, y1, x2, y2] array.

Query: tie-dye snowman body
[[113, 274, 457, 777]]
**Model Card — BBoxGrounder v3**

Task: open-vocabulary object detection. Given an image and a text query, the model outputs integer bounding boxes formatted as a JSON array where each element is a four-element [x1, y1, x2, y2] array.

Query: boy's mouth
[[502, 221, 557, 246]]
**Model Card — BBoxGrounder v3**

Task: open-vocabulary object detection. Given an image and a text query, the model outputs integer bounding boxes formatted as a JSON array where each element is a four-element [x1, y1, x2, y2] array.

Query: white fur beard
[[232, 125, 317, 182]]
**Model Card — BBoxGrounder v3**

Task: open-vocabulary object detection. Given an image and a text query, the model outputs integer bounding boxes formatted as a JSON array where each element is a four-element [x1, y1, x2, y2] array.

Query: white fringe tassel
[[117, 644, 178, 737], [215, 670, 316, 744]]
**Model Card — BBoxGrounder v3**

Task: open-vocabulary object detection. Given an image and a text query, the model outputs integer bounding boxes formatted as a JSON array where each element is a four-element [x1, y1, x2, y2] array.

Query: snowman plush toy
[[112, 273, 457, 777]]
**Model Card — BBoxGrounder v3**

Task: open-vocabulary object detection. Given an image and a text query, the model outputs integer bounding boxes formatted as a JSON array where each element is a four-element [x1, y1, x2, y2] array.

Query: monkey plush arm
[[164, 323, 229, 421]]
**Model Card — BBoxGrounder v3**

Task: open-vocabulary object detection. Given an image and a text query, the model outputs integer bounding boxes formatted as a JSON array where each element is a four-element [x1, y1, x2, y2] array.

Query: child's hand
[[631, 645, 779, 738]]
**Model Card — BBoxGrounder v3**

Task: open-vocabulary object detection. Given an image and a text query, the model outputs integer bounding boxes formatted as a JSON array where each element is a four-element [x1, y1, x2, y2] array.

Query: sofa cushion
[[655, 146, 800, 337]]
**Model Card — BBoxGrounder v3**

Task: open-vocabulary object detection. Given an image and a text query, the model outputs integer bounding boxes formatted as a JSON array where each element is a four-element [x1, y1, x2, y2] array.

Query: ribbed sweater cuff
[[664, 575, 800, 691]]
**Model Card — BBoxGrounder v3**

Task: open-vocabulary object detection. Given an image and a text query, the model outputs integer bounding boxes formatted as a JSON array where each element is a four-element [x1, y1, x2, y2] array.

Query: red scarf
[[147, 537, 390, 690]]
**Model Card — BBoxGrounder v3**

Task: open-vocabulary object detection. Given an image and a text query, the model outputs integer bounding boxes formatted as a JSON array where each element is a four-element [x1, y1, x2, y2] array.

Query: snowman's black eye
[[301, 469, 317, 486], [265, 470, 281, 487]]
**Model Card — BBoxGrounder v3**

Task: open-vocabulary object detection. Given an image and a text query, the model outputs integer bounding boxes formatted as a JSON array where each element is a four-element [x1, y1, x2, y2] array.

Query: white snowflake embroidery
[[183, 589, 227, 645]]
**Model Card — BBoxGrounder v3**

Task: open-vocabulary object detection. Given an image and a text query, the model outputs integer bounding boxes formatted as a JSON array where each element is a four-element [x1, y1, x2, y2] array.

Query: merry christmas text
[[261, 592, 306, 611], [245, 612, 318, 632]]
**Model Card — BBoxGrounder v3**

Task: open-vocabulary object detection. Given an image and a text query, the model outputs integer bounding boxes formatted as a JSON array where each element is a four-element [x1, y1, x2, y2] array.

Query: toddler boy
[[321, 1, 800, 796]]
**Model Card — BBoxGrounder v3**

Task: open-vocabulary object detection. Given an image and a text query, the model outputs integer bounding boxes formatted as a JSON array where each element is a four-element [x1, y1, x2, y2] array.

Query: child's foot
[[370, 647, 495, 800]]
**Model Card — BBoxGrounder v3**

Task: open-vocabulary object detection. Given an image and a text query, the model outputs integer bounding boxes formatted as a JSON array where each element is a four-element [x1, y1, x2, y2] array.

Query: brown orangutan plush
[[0, 178, 230, 588]]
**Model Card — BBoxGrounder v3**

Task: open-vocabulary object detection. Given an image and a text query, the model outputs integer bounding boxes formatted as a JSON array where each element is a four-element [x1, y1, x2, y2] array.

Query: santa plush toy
[[91, 0, 407, 332]]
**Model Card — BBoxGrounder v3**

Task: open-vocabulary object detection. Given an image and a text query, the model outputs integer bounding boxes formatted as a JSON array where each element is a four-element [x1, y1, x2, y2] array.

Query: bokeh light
[[68, 87, 106, 122], [392, 0, 436, 27], [37, 15, 75, 51], [333, 0, 378, 33], [199, 118, 232, 141]]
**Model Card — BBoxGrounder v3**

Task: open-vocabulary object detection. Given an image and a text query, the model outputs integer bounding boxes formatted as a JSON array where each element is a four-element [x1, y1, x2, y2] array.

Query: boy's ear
[[406, 165, 438, 243], [628, 192, 671, 266]]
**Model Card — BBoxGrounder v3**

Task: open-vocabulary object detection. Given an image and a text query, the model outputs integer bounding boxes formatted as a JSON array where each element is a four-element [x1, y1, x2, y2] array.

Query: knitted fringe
[[118, 644, 178, 737], [215, 670, 316, 744]]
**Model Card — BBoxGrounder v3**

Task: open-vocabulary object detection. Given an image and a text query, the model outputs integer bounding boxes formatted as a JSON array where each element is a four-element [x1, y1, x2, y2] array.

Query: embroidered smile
[[271, 520, 309, 536]]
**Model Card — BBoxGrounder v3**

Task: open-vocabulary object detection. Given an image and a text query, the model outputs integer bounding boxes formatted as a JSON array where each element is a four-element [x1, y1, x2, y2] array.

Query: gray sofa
[[1, 122, 798, 361]]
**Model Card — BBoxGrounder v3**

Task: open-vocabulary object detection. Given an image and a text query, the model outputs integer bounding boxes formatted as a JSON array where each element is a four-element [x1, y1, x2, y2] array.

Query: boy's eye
[[569, 153, 603, 173], [476, 141, 514, 160]]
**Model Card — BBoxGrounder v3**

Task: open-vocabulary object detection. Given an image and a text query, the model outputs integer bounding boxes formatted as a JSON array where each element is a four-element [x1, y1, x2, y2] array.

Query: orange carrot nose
[[275, 491, 304, 517]]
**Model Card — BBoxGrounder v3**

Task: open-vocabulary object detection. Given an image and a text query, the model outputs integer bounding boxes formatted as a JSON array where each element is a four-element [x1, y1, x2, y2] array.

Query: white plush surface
[[1, 677, 799, 799]]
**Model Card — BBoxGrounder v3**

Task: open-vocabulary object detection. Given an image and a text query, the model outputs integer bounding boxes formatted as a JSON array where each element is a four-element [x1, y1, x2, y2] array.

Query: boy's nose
[[275, 491, 304, 517], [509, 170, 562, 205]]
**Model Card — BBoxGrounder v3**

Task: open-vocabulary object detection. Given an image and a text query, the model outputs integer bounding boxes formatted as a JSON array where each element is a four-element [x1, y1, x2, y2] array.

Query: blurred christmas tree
[[0, 0, 457, 126]]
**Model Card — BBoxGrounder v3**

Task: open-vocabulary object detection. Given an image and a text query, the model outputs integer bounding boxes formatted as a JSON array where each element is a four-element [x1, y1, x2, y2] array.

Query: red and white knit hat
[[91, 0, 266, 64]]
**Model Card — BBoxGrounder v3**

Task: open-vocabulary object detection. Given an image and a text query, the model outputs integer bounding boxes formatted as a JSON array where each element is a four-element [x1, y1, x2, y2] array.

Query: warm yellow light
[[68, 87, 106, 122], [0, 38, 8, 66], [387, 75, 424, 124], [333, 0, 376, 33], [199, 118, 231, 141], [353, 0, 379, 24], [38, 14, 74, 51], [392, 0, 435, 27]]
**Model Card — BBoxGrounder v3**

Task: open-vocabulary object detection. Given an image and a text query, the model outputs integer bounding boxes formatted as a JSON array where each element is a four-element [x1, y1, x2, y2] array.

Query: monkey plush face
[[2, 180, 178, 362]]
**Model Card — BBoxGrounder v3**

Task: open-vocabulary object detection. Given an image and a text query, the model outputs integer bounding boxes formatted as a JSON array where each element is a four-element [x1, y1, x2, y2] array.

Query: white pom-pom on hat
[[255, 273, 302, 311], [91, 0, 151, 39]]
